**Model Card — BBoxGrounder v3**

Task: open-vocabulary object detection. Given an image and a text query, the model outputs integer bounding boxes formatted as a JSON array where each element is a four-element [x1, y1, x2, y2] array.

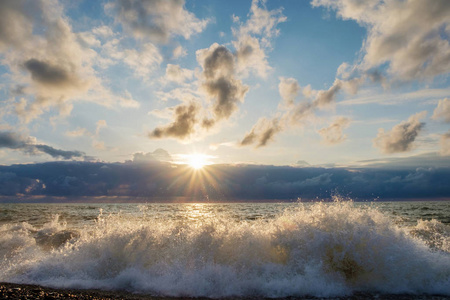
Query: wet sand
[[1, 282, 450, 300]]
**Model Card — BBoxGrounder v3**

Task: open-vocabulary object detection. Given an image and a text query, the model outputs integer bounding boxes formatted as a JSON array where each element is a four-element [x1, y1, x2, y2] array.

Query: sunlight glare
[[187, 153, 209, 169]]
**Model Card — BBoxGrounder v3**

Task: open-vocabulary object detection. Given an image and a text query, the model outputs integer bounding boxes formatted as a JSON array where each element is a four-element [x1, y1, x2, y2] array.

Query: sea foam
[[1, 201, 449, 298]]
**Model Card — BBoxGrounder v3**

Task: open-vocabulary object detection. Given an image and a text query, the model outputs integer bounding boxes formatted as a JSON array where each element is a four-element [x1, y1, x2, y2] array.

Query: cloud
[[233, 35, 270, 78], [373, 111, 427, 154], [235, 0, 286, 40], [132, 148, 172, 163], [232, 0, 286, 78], [312, 0, 450, 80], [352, 152, 450, 169], [103, 41, 162, 77], [24, 58, 83, 89], [108, 0, 209, 43], [0, 0, 36, 51], [241, 77, 357, 147], [432, 98, 450, 123], [318, 117, 350, 145], [150, 43, 250, 141], [150, 102, 199, 140], [65, 120, 108, 151], [340, 88, 450, 106], [0, 0, 139, 123], [0, 131, 29, 149], [172, 45, 187, 59], [149, 1, 286, 143], [278, 77, 300, 108], [198, 43, 249, 121], [0, 131, 84, 160], [92, 25, 115, 39], [96, 120, 107, 136], [31, 145, 84, 160], [240, 117, 281, 147], [0, 161, 449, 200], [441, 132, 450, 156], [66, 128, 90, 137], [164, 64, 194, 84]]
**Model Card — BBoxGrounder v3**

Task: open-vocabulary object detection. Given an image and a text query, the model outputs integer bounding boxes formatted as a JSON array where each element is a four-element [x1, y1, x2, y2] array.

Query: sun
[[187, 153, 209, 169]]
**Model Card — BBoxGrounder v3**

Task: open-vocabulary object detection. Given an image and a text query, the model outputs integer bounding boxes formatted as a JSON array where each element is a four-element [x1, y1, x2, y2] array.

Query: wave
[[1, 201, 449, 298]]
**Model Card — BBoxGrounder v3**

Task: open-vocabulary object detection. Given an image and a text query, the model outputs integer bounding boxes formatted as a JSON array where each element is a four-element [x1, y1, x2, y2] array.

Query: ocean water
[[0, 200, 449, 298]]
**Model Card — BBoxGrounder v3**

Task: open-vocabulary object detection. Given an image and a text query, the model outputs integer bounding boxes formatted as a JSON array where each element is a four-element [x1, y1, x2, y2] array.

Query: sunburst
[[187, 153, 209, 169]]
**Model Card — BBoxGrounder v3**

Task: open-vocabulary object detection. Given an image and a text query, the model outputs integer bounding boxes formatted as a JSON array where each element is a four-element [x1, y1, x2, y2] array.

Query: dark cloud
[[373, 112, 426, 154], [24, 59, 77, 88], [0, 131, 29, 149], [199, 44, 249, 121], [0, 161, 449, 201], [201, 118, 215, 129], [0, 131, 85, 160], [204, 77, 248, 120], [313, 80, 343, 107], [240, 118, 281, 147], [109, 0, 208, 43], [31, 145, 84, 160], [150, 103, 199, 139], [150, 44, 249, 141]]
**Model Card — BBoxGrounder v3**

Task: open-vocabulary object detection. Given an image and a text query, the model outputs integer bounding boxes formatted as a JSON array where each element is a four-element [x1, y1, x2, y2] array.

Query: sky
[[0, 0, 450, 169]]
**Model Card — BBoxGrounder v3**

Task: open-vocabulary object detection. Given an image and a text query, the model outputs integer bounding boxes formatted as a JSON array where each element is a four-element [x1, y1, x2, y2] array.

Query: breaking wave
[[1, 201, 449, 298]]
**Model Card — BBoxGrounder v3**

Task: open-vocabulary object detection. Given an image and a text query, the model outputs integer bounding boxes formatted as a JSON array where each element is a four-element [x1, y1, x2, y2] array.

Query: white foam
[[0, 201, 449, 297]]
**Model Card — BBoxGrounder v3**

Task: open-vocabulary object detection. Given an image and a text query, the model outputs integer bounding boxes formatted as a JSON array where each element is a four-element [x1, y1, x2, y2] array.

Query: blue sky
[[0, 0, 449, 167]]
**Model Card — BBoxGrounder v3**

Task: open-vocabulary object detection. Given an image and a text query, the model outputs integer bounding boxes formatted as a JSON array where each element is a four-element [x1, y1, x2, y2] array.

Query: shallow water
[[0, 200, 449, 297]]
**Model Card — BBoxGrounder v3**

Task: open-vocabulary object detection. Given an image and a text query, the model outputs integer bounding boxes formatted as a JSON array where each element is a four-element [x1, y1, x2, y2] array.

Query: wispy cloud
[[432, 98, 450, 123], [340, 89, 450, 106], [0, 131, 85, 160], [318, 117, 351, 145]]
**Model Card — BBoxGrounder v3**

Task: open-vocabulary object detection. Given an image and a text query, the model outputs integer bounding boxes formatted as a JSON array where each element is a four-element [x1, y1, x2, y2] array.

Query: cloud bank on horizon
[[0, 159, 449, 201], [0, 0, 449, 167]]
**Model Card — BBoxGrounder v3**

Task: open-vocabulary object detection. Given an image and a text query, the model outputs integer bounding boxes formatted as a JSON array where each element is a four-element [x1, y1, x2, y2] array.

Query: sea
[[0, 199, 449, 298]]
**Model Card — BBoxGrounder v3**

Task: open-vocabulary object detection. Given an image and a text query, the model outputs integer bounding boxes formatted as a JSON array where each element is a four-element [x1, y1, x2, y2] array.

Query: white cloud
[[172, 45, 187, 59], [312, 0, 450, 80], [232, 0, 286, 78], [107, 0, 209, 43], [96, 120, 107, 136], [441, 131, 450, 156], [103, 41, 162, 77], [432, 98, 450, 123], [164, 64, 194, 84], [318, 117, 351, 145], [278, 77, 300, 108], [66, 128, 90, 137]]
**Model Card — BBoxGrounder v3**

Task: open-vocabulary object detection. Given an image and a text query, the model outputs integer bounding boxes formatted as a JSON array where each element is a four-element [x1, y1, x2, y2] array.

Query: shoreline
[[1, 282, 450, 300]]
